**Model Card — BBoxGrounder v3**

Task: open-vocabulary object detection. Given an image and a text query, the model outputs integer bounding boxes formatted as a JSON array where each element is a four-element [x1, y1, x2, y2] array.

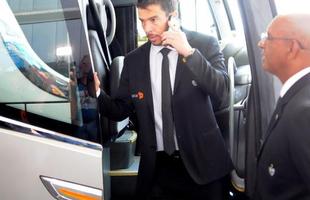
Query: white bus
[[0, 0, 309, 199]]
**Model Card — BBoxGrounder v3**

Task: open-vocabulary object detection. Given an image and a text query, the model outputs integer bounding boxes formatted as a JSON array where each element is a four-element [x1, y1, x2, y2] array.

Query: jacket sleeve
[[185, 35, 229, 109], [289, 104, 310, 190], [97, 58, 134, 121]]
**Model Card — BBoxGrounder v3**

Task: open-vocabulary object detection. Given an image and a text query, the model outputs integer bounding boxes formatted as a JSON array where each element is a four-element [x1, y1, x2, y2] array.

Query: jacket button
[[275, 114, 279, 120], [268, 164, 276, 176]]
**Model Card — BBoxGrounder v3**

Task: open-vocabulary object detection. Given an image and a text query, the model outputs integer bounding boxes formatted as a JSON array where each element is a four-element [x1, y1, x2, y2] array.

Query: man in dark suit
[[255, 14, 310, 200], [94, 0, 233, 199]]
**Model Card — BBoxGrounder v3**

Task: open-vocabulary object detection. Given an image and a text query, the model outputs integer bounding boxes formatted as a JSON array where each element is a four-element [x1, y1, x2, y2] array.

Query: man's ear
[[288, 40, 300, 59], [170, 10, 178, 18]]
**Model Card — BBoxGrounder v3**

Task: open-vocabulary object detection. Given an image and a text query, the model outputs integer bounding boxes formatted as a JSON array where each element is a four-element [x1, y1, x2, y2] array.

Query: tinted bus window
[[1, 0, 100, 143]]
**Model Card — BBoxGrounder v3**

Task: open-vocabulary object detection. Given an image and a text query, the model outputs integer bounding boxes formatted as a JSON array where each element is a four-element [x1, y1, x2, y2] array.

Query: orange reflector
[[59, 188, 100, 200]]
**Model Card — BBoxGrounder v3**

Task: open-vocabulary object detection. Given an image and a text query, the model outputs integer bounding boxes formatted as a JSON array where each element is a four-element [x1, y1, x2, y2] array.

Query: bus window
[[274, 0, 310, 14], [1, 0, 100, 143], [137, 0, 221, 45], [226, 0, 245, 42], [179, 0, 218, 39]]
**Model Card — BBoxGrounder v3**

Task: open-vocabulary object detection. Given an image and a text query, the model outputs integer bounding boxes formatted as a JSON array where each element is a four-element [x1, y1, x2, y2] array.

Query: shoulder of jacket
[[126, 42, 150, 58]]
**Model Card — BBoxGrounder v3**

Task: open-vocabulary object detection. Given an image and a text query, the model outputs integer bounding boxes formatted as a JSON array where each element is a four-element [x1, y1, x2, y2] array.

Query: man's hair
[[137, 0, 178, 14]]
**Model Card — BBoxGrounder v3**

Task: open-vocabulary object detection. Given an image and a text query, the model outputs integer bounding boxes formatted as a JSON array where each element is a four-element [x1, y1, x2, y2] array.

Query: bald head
[[259, 14, 310, 83], [270, 14, 310, 49]]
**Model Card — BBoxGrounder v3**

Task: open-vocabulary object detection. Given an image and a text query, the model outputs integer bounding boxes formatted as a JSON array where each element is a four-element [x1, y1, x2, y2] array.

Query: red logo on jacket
[[132, 91, 144, 100]]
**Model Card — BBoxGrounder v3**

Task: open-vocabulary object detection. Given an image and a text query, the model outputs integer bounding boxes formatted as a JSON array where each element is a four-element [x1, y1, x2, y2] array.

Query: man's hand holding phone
[[167, 16, 180, 31], [161, 16, 194, 58]]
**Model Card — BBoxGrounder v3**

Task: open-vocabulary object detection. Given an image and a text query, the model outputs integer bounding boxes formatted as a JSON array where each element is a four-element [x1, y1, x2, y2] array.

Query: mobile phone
[[168, 15, 180, 31]]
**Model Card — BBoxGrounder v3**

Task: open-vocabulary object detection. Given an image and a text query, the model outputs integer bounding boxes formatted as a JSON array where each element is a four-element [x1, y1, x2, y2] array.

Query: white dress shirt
[[149, 44, 179, 151], [280, 67, 310, 97]]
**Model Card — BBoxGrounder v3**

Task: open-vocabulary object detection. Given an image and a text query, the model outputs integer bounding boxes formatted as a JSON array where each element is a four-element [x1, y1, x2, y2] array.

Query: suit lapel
[[257, 97, 285, 159], [173, 56, 186, 92], [174, 30, 194, 92], [139, 42, 155, 118], [265, 98, 284, 137], [258, 72, 310, 159]]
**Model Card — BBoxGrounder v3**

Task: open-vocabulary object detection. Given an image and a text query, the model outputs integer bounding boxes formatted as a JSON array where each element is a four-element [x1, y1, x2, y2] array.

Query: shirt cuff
[[96, 89, 101, 98], [182, 48, 196, 63]]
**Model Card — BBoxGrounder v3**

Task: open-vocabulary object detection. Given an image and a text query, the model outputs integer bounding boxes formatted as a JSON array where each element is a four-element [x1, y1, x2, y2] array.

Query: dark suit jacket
[[255, 72, 310, 200], [98, 30, 233, 198]]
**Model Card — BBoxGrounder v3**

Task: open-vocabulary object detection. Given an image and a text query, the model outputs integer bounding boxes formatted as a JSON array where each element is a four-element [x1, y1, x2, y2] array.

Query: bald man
[[254, 14, 310, 200]]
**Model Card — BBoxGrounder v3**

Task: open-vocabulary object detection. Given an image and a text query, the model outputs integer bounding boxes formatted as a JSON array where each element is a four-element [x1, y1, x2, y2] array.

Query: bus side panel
[[0, 128, 103, 200]]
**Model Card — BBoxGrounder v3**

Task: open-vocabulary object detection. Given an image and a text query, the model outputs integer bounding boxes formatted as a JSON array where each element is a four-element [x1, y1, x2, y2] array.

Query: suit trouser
[[148, 151, 229, 200]]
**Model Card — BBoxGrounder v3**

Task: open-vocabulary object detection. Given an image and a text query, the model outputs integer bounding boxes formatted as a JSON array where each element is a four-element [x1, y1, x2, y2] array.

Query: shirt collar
[[280, 67, 310, 97], [150, 44, 176, 55]]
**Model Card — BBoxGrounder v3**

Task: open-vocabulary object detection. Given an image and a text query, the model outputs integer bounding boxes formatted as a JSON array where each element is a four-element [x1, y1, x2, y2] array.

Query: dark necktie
[[160, 48, 176, 155], [262, 97, 284, 142]]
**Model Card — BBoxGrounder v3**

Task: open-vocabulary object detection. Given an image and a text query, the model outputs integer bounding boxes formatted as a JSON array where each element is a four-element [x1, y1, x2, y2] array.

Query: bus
[[0, 0, 309, 199]]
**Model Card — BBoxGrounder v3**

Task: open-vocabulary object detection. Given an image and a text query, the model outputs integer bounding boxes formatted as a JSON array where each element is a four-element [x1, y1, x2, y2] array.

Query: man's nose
[[143, 22, 152, 34], [258, 39, 265, 48]]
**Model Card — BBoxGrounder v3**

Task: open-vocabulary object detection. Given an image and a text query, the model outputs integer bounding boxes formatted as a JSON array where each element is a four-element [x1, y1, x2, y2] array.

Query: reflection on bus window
[[76, 55, 99, 142], [0, 11, 69, 99], [1, 0, 100, 143]]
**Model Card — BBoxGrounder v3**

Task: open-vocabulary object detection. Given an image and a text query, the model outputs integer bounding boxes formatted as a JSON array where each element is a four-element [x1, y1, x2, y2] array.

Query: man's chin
[[148, 37, 162, 46], [150, 40, 162, 46], [262, 63, 271, 73], [261, 59, 268, 70]]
